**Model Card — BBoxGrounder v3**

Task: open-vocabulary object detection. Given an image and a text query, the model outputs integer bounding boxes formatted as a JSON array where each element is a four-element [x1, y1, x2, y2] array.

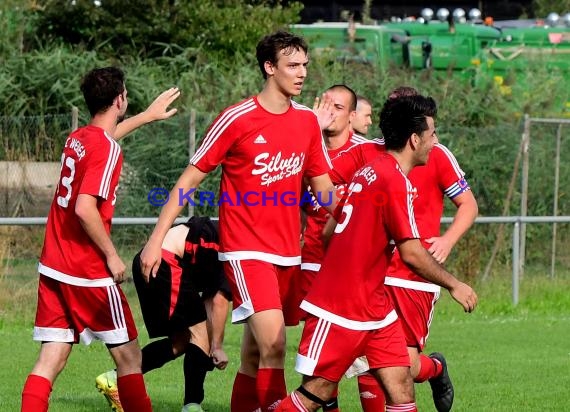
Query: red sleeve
[[433, 144, 465, 191], [79, 139, 121, 200], [384, 175, 420, 242], [329, 142, 382, 184], [190, 110, 238, 173], [303, 115, 332, 178]]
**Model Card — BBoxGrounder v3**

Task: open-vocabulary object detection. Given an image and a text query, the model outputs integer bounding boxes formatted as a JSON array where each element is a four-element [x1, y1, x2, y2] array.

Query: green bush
[[29, 0, 303, 59]]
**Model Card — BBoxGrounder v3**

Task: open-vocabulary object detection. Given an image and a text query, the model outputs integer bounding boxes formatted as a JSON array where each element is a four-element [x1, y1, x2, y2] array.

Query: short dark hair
[[388, 86, 419, 100], [379, 95, 437, 151], [327, 84, 357, 111], [256, 31, 308, 79], [80, 67, 125, 117]]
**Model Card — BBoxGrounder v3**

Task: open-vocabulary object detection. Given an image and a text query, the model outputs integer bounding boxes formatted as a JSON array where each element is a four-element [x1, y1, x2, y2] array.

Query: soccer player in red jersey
[[21, 67, 163, 412], [276, 94, 478, 412], [139, 31, 338, 412], [352, 86, 478, 412], [293, 84, 371, 326]]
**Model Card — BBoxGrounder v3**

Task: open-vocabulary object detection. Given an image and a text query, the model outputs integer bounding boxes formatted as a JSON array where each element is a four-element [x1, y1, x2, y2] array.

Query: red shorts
[[295, 314, 410, 383], [223, 260, 301, 325], [33, 275, 138, 345], [386, 285, 439, 350], [285, 266, 319, 325]]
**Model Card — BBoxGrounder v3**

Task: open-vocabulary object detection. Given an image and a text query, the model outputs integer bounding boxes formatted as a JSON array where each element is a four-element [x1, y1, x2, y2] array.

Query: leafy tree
[[29, 0, 303, 58]]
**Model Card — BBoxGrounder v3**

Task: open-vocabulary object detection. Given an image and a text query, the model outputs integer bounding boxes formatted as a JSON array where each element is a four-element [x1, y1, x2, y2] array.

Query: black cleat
[[428, 352, 454, 412]]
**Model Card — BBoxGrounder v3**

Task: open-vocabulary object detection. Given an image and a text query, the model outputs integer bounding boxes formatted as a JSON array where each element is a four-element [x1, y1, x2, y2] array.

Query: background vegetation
[[1, 1, 570, 410], [1, 2, 570, 276]]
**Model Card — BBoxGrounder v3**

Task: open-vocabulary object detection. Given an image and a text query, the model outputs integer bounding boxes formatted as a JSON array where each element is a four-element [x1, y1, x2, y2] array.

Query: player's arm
[[426, 190, 478, 263], [397, 238, 478, 313], [204, 291, 230, 370], [75, 193, 125, 283], [321, 215, 336, 249], [307, 174, 339, 215], [140, 165, 207, 280], [113, 87, 180, 141]]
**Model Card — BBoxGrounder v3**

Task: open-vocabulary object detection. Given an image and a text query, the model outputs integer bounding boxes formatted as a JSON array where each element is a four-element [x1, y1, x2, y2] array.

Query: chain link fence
[[1, 111, 570, 283]]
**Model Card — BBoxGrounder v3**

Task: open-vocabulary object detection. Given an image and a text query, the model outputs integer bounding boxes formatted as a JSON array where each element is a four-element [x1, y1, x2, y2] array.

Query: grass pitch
[[1, 269, 569, 411]]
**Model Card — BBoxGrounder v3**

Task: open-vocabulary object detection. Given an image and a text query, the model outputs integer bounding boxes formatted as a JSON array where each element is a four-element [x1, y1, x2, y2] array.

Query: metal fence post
[[188, 109, 196, 217], [71, 106, 79, 131], [512, 220, 520, 305]]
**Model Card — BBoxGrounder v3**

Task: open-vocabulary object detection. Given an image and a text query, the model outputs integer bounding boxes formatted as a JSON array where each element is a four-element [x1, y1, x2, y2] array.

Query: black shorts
[[132, 252, 207, 338]]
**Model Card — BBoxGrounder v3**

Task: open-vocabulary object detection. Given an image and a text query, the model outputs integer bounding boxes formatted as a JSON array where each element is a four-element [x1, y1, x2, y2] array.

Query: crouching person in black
[[96, 216, 231, 412]]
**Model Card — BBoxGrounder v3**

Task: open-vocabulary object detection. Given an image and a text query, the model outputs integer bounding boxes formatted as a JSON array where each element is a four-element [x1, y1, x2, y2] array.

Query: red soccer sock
[[414, 354, 443, 383], [358, 373, 386, 411], [231, 372, 260, 412], [21, 374, 52, 412], [117, 373, 152, 412], [386, 402, 417, 412], [256, 368, 287, 411], [275, 392, 309, 411]]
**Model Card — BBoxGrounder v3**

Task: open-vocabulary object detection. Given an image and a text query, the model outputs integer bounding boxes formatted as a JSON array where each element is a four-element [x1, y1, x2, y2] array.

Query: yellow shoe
[[95, 370, 124, 412]]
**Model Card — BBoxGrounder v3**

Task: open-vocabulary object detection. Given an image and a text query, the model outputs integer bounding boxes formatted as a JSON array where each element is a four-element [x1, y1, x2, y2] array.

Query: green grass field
[[1, 268, 569, 411]]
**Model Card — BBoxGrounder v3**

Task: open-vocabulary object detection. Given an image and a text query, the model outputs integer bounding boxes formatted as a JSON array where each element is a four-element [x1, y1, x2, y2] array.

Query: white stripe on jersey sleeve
[[191, 99, 256, 164], [403, 171, 420, 238], [99, 136, 121, 199], [435, 143, 464, 178]]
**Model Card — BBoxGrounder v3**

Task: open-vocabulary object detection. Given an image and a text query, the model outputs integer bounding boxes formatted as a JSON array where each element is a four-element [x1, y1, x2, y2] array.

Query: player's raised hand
[[449, 282, 478, 313], [144, 87, 180, 121], [313, 93, 336, 131], [107, 254, 126, 284], [140, 241, 162, 282]]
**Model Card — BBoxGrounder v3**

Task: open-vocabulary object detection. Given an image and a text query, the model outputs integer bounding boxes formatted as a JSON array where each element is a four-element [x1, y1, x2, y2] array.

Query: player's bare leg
[[276, 375, 338, 411], [246, 309, 287, 410], [108, 339, 152, 412], [22, 342, 73, 412], [30, 342, 73, 383], [231, 323, 261, 411], [370, 366, 417, 412]]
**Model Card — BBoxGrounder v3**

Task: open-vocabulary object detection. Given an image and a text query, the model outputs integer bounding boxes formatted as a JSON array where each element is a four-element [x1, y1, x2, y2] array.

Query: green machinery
[[291, 9, 570, 114]]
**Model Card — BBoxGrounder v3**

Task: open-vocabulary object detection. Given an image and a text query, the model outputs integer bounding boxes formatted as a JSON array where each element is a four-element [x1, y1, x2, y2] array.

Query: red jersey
[[302, 153, 420, 330], [39, 125, 123, 287], [386, 143, 471, 290], [191, 97, 331, 266], [301, 132, 384, 271]]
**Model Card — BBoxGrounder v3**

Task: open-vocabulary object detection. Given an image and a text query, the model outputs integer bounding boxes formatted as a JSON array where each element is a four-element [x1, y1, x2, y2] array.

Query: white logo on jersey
[[254, 134, 267, 144], [360, 391, 377, 399], [252, 151, 305, 187]]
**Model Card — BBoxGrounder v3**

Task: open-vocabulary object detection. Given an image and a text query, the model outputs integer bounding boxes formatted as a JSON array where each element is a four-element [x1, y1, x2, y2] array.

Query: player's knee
[[385, 377, 414, 404], [297, 385, 339, 411], [258, 336, 286, 361]]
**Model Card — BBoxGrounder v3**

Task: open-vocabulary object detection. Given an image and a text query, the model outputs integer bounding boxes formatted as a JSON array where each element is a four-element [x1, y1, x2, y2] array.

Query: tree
[[28, 0, 303, 59]]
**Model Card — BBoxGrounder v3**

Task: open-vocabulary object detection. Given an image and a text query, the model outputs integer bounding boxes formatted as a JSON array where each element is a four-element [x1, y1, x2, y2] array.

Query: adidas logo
[[360, 391, 377, 399], [254, 134, 267, 144]]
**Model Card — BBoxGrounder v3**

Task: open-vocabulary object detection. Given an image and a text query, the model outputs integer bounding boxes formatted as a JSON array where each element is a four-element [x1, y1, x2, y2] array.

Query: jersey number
[[334, 182, 362, 234], [57, 154, 76, 208]]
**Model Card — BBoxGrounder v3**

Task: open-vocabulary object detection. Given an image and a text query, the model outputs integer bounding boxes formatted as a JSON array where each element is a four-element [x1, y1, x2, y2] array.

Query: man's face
[[351, 101, 372, 136], [268, 47, 308, 97], [117, 86, 128, 122], [415, 116, 438, 165], [323, 88, 355, 137]]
